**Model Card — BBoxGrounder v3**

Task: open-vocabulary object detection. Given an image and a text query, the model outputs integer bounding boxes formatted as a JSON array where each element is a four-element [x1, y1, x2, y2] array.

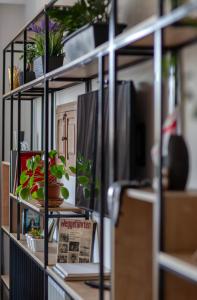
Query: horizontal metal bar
[[6, 49, 24, 53], [159, 252, 197, 284], [48, 213, 88, 219], [51, 77, 86, 82]]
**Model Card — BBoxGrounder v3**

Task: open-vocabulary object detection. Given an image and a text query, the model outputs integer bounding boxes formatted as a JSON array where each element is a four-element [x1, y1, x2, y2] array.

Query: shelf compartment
[[10, 232, 57, 268], [159, 252, 197, 283], [1, 275, 10, 290], [10, 193, 83, 215], [47, 267, 110, 300]]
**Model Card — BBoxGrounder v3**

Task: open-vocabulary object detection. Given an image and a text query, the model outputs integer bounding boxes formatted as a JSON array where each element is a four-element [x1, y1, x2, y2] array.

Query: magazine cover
[[57, 219, 95, 263], [22, 208, 40, 234]]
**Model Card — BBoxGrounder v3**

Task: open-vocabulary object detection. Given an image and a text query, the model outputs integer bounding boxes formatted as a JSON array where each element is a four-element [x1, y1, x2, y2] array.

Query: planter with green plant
[[16, 150, 73, 208], [28, 20, 64, 78], [26, 228, 44, 252], [48, 0, 126, 62], [19, 44, 36, 85]]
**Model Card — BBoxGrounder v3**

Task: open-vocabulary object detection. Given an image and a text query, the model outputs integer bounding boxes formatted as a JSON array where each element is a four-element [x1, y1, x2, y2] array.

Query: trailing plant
[[16, 150, 73, 201], [27, 20, 64, 60], [75, 154, 100, 201], [29, 228, 43, 238], [48, 0, 110, 36]]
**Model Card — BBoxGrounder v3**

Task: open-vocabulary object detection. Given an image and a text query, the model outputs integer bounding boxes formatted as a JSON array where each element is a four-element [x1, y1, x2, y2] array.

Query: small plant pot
[[30, 237, 44, 252], [33, 55, 64, 78], [63, 23, 126, 62], [19, 70, 36, 85], [25, 233, 32, 249]]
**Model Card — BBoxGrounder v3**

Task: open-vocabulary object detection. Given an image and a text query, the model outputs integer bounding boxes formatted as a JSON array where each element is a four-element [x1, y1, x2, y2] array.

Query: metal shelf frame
[[1, 0, 197, 300]]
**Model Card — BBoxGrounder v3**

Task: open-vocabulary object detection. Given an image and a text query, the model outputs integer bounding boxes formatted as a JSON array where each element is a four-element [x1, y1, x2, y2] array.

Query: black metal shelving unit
[[1, 0, 197, 299]]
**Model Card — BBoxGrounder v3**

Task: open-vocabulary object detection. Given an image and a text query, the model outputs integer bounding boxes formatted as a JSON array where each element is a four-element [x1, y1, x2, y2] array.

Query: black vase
[[167, 134, 189, 190], [33, 55, 64, 78]]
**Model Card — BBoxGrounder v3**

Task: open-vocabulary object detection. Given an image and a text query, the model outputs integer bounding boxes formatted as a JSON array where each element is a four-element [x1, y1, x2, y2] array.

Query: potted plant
[[27, 228, 44, 252], [48, 0, 126, 62], [28, 20, 64, 78], [19, 44, 36, 85], [16, 150, 73, 208]]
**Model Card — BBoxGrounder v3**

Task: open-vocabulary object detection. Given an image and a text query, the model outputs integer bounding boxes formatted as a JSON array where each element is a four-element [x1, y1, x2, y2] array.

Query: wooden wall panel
[[1, 162, 10, 226], [112, 192, 153, 300]]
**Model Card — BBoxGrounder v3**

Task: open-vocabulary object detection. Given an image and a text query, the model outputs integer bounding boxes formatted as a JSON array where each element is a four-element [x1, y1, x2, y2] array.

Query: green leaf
[[34, 155, 41, 164], [60, 187, 69, 199], [69, 166, 76, 174], [59, 155, 66, 164], [50, 165, 58, 176], [20, 172, 29, 185], [36, 187, 44, 200], [83, 187, 90, 199], [29, 177, 34, 188], [78, 176, 89, 185], [49, 150, 57, 159], [65, 172, 69, 180], [20, 187, 30, 200], [16, 185, 22, 195], [27, 159, 32, 170]]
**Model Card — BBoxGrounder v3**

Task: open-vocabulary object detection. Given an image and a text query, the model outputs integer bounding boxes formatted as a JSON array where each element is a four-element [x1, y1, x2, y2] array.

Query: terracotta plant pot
[[36, 183, 64, 208]]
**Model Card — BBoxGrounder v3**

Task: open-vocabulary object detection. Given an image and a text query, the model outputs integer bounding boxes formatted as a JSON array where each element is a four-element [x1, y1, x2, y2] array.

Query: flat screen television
[[76, 81, 141, 215]]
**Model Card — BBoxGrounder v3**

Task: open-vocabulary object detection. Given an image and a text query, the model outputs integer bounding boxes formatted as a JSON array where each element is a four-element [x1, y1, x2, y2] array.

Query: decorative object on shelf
[[28, 20, 64, 78], [57, 219, 96, 263], [19, 44, 36, 85], [151, 108, 189, 190], [16, 150, 74, 208], [8, 66, 20, 90], [48, 1, 126, 62], [22, 208, 40, 234], [25, 228, 44, 252]]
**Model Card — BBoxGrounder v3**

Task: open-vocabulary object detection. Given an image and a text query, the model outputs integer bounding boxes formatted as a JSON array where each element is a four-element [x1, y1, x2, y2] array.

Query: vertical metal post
[[2, 49, 6, 160], [109, 0, 118, 184], [44, 7, 49, 300], [98, 55, 105, 300], [30, 101, 34, 150], [154, 28, 164, 300], [51, 92, 54, 150], [17, 93, 21, 241], [23, 29, 27, 84], [41, 95, 44, 150], [11, 42, 14, 91]]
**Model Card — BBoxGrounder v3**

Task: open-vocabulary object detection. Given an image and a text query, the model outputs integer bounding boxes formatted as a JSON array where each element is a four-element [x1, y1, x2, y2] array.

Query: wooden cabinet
[[56, 102, 77, 168]]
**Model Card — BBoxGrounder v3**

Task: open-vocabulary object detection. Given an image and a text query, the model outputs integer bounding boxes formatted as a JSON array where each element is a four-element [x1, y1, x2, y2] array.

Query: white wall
[[0, 4, 26, 161]]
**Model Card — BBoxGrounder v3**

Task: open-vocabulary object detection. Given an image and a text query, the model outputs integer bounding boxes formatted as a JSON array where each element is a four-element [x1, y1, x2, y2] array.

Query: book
[[13, 151, 43, 194], [53, 263, 110, 281], [57, 219, 95, 263], [22, 208, 40, 234]]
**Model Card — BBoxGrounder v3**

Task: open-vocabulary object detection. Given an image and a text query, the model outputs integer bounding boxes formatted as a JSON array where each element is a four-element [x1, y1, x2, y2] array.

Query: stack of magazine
[[53, 263, 110, 281]]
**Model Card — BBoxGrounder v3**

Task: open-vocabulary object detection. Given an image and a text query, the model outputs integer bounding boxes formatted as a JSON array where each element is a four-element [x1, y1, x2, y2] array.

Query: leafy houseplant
[[28, 20, 64, 78], [19, 44, 36, 85], [48, 0, 110, 36], [16, 150, 72, 208], [48, 1, 126, 62]]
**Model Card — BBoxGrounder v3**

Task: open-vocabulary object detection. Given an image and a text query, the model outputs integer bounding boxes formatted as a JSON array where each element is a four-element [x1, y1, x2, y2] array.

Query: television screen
[[76, 81, 137, 215]]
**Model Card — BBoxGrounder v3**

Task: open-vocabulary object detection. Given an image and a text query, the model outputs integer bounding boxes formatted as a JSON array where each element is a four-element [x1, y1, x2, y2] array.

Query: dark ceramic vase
[[167, 134, 189, 190]]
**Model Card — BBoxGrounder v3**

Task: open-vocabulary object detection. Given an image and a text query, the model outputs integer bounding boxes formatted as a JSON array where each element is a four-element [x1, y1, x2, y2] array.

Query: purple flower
[[28, 20, 60, 33]]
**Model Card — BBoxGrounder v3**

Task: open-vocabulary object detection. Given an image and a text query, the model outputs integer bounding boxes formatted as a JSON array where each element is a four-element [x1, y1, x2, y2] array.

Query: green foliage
[[76, 154, 100, 201], [29, 228, 43, 238], [16, 151, 75, 201], [48, 0, 110, 36]]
